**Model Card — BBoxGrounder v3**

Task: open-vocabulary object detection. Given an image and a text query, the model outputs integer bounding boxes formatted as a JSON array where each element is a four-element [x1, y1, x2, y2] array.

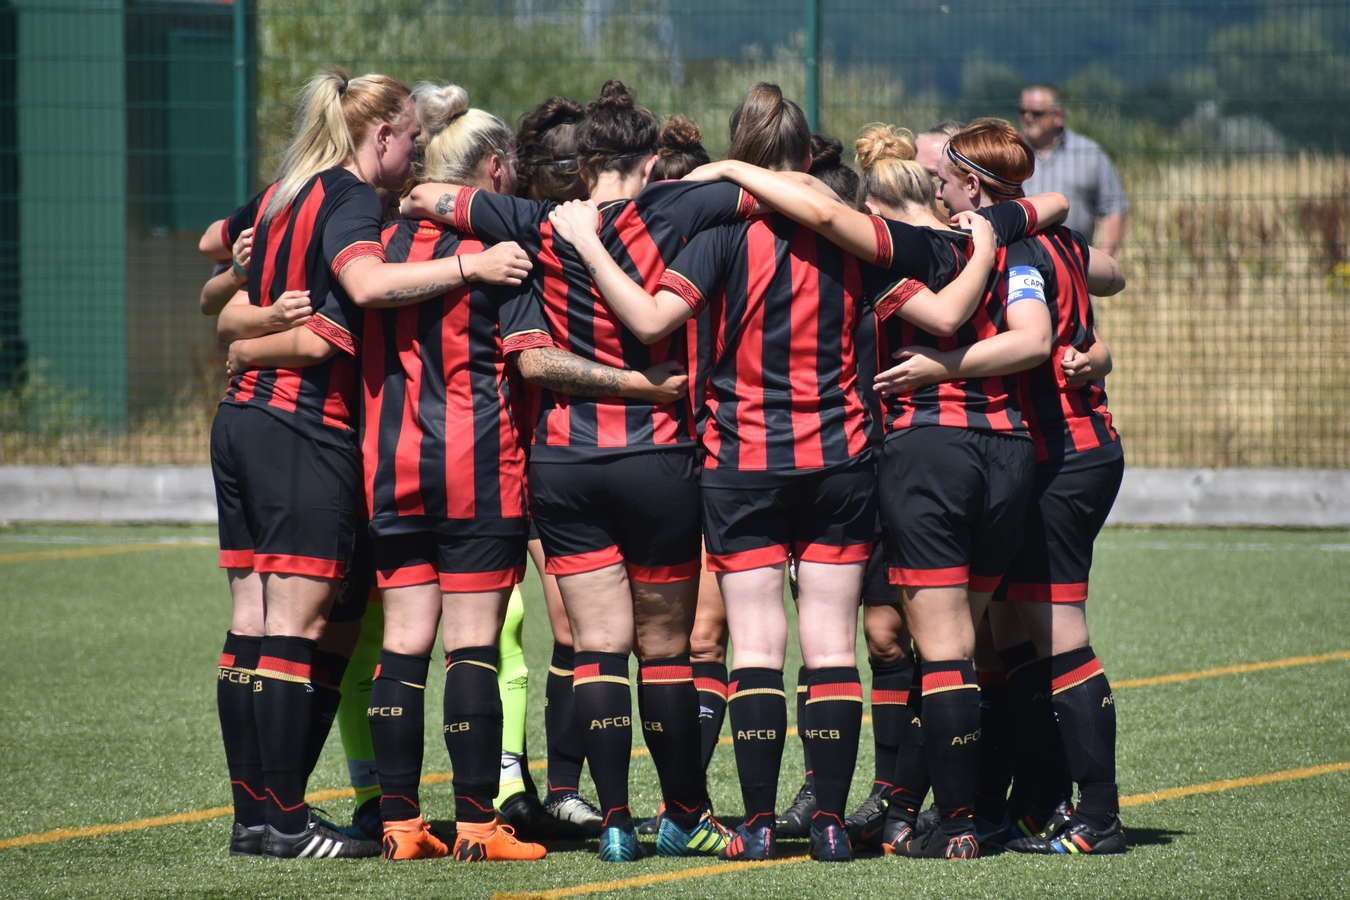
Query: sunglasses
[[1019, 108, 1055, 119]]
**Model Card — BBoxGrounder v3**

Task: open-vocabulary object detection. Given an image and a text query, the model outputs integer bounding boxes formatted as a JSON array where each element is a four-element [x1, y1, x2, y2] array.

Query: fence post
[[232, 0, 250, 205], [804, 0, 820, 130]]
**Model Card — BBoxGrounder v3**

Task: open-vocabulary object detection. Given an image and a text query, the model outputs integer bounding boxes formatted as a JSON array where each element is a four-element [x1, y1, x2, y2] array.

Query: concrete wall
[[0, 466, 1346, 527]]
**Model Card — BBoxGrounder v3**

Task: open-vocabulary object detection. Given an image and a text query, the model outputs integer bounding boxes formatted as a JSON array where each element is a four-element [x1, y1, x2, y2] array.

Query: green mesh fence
[[2, 0, 1346, 467]]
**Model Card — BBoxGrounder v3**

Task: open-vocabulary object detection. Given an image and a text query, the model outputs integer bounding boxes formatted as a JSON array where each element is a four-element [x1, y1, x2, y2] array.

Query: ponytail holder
[[945, 144, 1020, 190], [337, 76, 349, 96]]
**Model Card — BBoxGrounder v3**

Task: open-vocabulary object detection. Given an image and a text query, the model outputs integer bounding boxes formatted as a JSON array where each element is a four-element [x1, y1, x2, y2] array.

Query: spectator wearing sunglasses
[[1018, 84, 1127, 257]]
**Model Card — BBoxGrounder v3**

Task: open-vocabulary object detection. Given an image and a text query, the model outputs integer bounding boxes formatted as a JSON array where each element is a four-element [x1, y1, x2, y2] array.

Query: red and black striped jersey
[[361, 218, 541, 537], [657, 214, 871, 480], [1009, 228, 1120, 468], [450, 180, 755, 461], [220, 167, 385, 445], [864, 199, 1038, 439]]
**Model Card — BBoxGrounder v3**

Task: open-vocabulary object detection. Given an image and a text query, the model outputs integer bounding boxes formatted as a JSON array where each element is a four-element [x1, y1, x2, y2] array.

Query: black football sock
[[443, 645, 503, 825], [638, 657, 705, 828], [218, 632, 265, 826], [544, 642, 585, 801], [919, 659, 981, 837], [303, 649, 348, 779], [1004, 646, 1070, 817], [887, 676, 929, 826], [794, 665, 814, 792], [573, 651, 634, 830], [1050, 646, 1119, 828], [868, 655, 912, 791], [727, 667, 787, 828], [254, 635, 316, 833], [802, 667, 863, 828], [369, 650, 429, 823], [974, 668, 1013, 824], [693, 661, 729, 773]]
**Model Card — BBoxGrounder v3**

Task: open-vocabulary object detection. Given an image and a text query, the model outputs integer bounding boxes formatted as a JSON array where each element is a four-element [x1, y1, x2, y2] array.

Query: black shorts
[[529, 450, 700, 583], [702, 454, 877, 573], [1001, 452, 1124, 603], [880, 426, 1034, 592], [372, 528, 527, 593], [211, 404, 359, 579], [861, 540, 898, 607]]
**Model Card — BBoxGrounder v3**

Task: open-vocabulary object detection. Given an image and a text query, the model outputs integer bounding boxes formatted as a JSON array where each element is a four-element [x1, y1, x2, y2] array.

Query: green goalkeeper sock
[[494, 585, 530, 805], [339, 595, 383, 807]]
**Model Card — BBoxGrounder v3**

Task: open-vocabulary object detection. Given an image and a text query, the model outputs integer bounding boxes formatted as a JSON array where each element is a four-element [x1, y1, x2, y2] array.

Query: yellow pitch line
[[0, 541, 209, 565], [1113, 650, 1350, 689], [0, 650, 1344, 852], [1118, 761, 1350, 808], [492, 854, 807, 900], [495, 761, 1350, 900]]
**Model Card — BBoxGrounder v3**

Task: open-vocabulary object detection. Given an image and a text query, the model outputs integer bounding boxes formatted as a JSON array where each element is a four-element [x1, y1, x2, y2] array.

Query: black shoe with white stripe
[[261, 815, 381, 859]]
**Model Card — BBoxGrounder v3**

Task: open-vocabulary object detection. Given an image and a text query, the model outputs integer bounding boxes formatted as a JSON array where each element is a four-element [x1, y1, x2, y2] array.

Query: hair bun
[[413, 82, 470, 137], [595, 79, 635, 110], [659, 115, 703, 155], [809, 133, 844, 169], [854, 123, 916, 170]]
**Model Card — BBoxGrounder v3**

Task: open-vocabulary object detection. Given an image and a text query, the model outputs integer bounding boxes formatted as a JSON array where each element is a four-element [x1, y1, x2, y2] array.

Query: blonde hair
[[853, 123, 932, 210], [413, 82, 513, 185], [265, 68, 411, 221]]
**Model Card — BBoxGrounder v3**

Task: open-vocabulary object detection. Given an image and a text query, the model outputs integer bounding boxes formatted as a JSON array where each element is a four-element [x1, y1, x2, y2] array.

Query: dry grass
[[1101, 154, 1348, 467], [2, 157, 1345, 469]]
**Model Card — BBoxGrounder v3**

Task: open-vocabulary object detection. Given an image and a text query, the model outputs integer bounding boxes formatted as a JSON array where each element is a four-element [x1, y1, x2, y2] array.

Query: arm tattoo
[[520, 346, 630, 398], [381, 281, 457, 304], [434, 193, 456, 218]]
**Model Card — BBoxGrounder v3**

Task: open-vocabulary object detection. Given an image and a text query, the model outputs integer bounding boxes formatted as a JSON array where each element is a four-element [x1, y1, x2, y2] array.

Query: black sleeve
[[868, 215, 942, 282], [978, 197, 1037, 247], [452, 188, 550, 254], [656, 225, 733, 315], [321, 181, 387, 276], [499, 276, 554, 356], [221, 189, 266, 247], [644, 181, 755, 239]]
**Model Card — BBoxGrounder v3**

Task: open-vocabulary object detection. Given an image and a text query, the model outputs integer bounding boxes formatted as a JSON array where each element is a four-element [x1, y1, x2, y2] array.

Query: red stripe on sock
[[921, 669, 973, 693], [1051, 657, 1104, 693], [871, 688, 907, 704], [218, 653, 237, 668], [641, 665, 694, 683], [256, 656, 312, 680], [809, 681, 863, 700], [573, 663, 601, 682], [696, 674, 729, 696]]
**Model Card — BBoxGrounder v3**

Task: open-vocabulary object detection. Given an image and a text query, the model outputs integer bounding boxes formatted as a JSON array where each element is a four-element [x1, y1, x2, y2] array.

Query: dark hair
[[575, 80, 659, 180], [727, 82, 811, 171], [515, 96, 586, 201], [652, 115, 710, 180], [808, 132, 860, 207]]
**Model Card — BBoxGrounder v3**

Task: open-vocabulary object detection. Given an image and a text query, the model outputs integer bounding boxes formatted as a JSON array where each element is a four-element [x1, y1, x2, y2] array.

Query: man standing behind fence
[[1019, 84, 1127, 257]]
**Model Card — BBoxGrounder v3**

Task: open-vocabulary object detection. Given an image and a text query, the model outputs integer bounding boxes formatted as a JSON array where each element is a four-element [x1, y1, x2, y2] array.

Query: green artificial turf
[[0, 525, 1346, 897]]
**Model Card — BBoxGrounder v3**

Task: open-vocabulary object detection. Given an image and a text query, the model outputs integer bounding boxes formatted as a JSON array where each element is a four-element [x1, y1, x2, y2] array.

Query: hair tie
[[337, 77, 349, 96], [945, 143, 1019, 189]]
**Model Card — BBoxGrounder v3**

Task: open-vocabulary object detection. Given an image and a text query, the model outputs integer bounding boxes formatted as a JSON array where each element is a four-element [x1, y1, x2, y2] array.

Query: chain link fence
[[3, 0, 1346, 468]]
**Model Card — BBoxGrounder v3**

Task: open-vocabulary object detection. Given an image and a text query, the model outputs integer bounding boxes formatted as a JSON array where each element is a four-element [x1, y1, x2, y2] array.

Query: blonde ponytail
[[264, 68, 410, 221]]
